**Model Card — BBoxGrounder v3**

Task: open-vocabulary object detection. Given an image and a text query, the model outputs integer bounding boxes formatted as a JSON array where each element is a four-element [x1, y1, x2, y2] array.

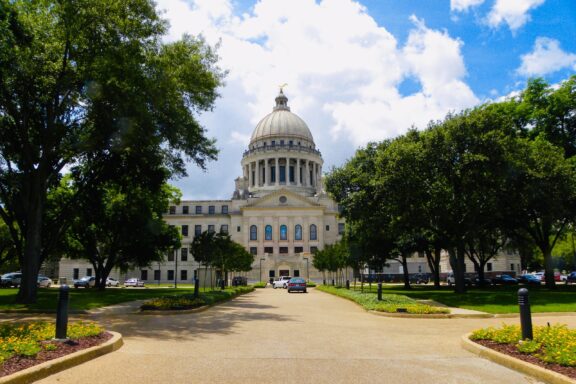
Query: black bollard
[[55, 285, 69, 340], [377, 282, 382, 301], [332, 279, 335, 286], [346, 280, 350, 290], [220, 278, 225, 290], [323, 279, 326, 285], [518, 288, 533, 340], [194, 278, 199, 298]]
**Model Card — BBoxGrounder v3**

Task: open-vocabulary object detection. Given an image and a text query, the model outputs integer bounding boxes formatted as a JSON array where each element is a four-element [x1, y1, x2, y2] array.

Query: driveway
[[37, 287, 574, 384]]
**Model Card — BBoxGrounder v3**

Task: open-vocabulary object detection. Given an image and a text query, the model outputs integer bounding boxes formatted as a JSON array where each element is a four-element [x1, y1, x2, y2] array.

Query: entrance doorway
[[279, 269, 290, 277]]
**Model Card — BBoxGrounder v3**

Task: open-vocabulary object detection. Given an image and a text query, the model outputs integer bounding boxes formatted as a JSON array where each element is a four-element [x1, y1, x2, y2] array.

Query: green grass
[[317, 285, 449, 314], [345, 283, 576, 314], [141, 286, 254, 310], [0, 286, 234, 312]]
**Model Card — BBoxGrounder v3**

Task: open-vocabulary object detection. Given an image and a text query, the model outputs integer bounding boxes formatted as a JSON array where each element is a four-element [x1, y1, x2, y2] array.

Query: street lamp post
[[303, 257, 309, 281], [174, 249, 178, 289], [260, 258, 265, 283]]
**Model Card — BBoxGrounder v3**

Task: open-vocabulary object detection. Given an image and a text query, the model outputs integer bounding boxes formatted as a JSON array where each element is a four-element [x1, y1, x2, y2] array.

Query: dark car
[[409, 273, 429, 284], [1, 272, 22, 288], [473, 276, 493, 287], [518, 274, 542, 286], [287, 277, 307, 293], [566, 272, 576, 284], [493, 274, 518, 285], [232, 276, 248, 286]]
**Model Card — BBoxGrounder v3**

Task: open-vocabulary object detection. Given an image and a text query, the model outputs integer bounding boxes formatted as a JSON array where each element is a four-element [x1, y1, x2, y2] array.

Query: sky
[[154, 0, 576, 200]]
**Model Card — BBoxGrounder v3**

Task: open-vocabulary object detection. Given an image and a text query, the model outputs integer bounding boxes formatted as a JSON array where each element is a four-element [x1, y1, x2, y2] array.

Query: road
[[37, 287, 573, 384]]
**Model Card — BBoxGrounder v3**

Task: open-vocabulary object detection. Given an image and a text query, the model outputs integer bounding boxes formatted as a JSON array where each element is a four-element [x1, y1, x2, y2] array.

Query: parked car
[[531, 272, 544, 281], [472, 276, 493, 287], [287, 277, 307, 293], [409, 273, 429, 284], [493, 274, 518, 285], [37, 275, 52, 288], [446, 273, 472, 287], [231, 276, 248, 286], [566, 272, 576, 284], [124, 278, 145, 287], [517, 274, 542, 286], [73, 276, 96, 288], [106, 277, 119, 287], [554, 272, 567, 282], [0, 272, 21, 288], [272, 276, 292, 289]]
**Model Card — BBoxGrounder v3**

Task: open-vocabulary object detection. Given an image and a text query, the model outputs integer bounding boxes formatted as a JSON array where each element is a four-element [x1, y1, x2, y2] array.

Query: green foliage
[[306, 281, 317, 287], [253, 281, 267, 288], [471, 323, 576, 366], [140, 286, 254, 311]]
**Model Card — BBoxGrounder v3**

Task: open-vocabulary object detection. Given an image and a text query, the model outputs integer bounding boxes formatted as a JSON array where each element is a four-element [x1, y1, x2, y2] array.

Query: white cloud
[[517, 37, 576, 76], [486, 0, 545, 31], [156, 0, 479, 198], [450, 0, 485, 12]]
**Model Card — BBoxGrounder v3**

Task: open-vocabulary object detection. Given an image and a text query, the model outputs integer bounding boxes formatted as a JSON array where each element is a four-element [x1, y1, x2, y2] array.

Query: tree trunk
[[400, 254, 411, 290], [542, 245, 556, 289], [454, 244, 467, 294], [425, 248, 441, 288]]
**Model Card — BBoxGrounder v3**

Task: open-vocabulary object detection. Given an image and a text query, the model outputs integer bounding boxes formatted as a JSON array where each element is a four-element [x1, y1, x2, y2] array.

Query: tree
[[0, 0, 223, 302], [0, 220, 18, 272]]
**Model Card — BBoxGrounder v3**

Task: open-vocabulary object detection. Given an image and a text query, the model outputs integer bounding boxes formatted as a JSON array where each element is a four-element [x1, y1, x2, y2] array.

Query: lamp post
[[303, 257, 309, 281], [260, 258, 265, 283], [174, 249, 178, 289]]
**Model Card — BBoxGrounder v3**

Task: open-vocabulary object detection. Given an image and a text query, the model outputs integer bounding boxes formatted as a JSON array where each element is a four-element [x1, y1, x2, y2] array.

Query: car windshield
[[290, 278, 305, 283], [80, 276, 92, 281]]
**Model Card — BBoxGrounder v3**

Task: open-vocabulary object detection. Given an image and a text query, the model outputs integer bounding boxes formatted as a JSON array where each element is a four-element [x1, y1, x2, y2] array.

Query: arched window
[[250, 225, 257, 241], [280, 225, 287, 240], [295, 225, 302, 241], [310, 224, 317, 241], [265, 225, 273, 240]]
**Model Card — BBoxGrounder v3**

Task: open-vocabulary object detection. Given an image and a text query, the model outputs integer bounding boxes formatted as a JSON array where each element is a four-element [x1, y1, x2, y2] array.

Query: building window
[[510, 263, 515, 271], [141, 270, 148, 281], [289, 166, 294, 182], [237, 226, 241, 232], [180, 270, 188, 281], [264, 246, 273, 254], [181, 225, 188, 236], [289, 140, 293, 146], [280, 166, 286, 182], [279, 247, 288, 254], [209, 205, 215, 215], [295, 225, 302, 240], [182, 206, 189, 214], [181, 248, 188, 261], [295, 246, 303, 253], [87, 268, 92, 277], [280, 140, 284, 145], [280, 225, 287, 240], [167, 251, 175, 262], [73, 268, 79, 280], [487, 263, 493, 272], [220, 225, 229, 234], [271, 166, 276, 182], [154, 270, 160, 280], [338, 223, 345, 235], [169, 206, 176, 214], [167, 270, 174, 281], [269, 270, 275, 278], [250, 225, 257, 241], [250, 247, 257, 255], [222, 205, 228, 214], [310, 246, 318, 254], [195, 205, 202, 214], [265, 225, 273, 240], [294, 270, 300, 277], [325, 225, 330, 231], [208, 225, 215, 233], [195, 225, 202, 237], [310, 224, 317, 240], [271, 140, 276, 146]]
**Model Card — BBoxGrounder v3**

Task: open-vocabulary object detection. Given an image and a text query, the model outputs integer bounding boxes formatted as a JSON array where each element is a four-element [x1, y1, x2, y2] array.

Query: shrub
[[140, 286, 254, 311], [306, 281, 317, 287], [253, 281, 267, 288]]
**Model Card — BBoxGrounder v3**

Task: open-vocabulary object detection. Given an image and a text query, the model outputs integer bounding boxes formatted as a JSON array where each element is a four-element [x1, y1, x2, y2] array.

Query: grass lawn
[[345, 283, 576, 314], [0, 286, 235, 312]]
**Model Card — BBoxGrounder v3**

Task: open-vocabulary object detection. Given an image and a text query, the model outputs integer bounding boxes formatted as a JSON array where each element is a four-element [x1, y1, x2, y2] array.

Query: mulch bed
[[475, 339, 576, 380], [0, 332, 113, 378]]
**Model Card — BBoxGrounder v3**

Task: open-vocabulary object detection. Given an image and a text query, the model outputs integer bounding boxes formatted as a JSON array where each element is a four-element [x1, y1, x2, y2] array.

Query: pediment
[[245, 189, 321, 209]]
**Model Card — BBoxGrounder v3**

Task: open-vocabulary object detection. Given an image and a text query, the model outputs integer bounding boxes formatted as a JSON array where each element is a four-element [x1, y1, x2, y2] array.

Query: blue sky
[[155, 0, 576, 200]]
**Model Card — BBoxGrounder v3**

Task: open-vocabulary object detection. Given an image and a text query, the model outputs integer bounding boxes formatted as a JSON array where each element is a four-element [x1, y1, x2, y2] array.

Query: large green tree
[[0, 0, 223, 302]]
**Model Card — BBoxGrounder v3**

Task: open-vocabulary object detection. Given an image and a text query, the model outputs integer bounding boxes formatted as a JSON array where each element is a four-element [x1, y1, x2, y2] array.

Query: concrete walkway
[[35, 288, 575, 384]]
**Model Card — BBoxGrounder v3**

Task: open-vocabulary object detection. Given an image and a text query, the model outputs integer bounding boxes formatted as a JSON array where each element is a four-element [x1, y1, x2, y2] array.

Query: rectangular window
[[195, 205, 202, 214], [222, 205, 228, 214], [294, 246, 303, 253], [279, 247, 288, 254], [294, 270, 300, 277], [167, 251, 174, 262], [271, 166, 276, 182], [264, 246, 273, 254], [86, 268, 92, 276], [250, 247, 257, 255], [487, 263, 493, 272], [338, 223, 345, 235], [169, 206, 176, 214], [310, 246, 318, 254], [220, 225, 229, 234], [141, 270, 148, 281], [510, 263, 515, 271], [209, 205, 215, 214], [73, 268, 79, 280], [182, 206, 189, 214], [325, 225, 330, 231], [194, 225, 202, 237], [280, 166, 286, 182], [289, 166, 294, 182], [237, 226, 241, 232], [154, 270, 160, 280], [289, 140, 293, 146], [181, 225, 188, 236], [269, 270, 275, 278], [180, 270, 188, 281], [181, 248, 188, 261], [280, 140, 284, 145], [271, 140, 276, 146], [208, 225, 215, 233], [167, 270, 174, 281]]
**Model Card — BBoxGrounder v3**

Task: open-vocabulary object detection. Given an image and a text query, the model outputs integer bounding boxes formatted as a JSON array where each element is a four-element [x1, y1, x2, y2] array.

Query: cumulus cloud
[[517, 37, 576, 76], [486, 0, 545, 31], [450, 0, 485, 12]]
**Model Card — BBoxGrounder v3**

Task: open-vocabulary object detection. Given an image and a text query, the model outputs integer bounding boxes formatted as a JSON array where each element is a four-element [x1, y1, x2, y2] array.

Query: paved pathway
[[36, 288, 576, 384]]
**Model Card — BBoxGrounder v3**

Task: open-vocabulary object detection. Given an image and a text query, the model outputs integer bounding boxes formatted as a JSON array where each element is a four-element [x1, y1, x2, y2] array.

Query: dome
[[250, 90, 314, 145]]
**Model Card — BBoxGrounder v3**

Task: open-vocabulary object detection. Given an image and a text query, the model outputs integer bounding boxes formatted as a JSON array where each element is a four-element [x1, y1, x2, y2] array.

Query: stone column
[[287, 156, 291, 185], [305, 161, 310, 186], [256, 160, 260, 187], [296, 159, 301, 186], [248, 162, 253, 187], [275, 158, 279, 186], [264, 159, 268, 186]]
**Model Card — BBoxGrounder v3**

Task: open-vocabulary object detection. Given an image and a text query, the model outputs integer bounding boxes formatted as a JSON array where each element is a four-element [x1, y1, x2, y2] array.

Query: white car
[[37, 276, 52, 288], [124, 278, 145, 287], [106, 277, 119, 287], [273, 276, 292, 289]]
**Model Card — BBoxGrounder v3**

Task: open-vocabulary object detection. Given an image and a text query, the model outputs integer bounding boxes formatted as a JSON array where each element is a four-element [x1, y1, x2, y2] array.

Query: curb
[[0, 331, 123, 384], [368, 310, 493, 319], [461, 333, 576, 384]]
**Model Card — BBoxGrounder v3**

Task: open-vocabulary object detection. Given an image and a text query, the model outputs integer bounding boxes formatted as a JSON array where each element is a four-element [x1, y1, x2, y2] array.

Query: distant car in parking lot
[[124, 278, 145, 287], [232, 276, 248, 286], [106, 277, 119, 287], [446, 273, 472, 287], [287, 277, 307, 293], [273, 276, 292, 289], [0, 272, 21, 288], [517, 274, 542, 286], [493, 274, 518, 285], [74, 276, 95, 288], [566, 272, 576, 284], [37, 275, 52, 288], [409, 273, 429, 284]]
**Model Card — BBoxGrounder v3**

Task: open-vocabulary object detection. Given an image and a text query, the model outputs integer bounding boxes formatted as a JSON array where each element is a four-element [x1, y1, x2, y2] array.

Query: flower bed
[[317, 285, 449, 314], [140, 286, 254, 311]]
